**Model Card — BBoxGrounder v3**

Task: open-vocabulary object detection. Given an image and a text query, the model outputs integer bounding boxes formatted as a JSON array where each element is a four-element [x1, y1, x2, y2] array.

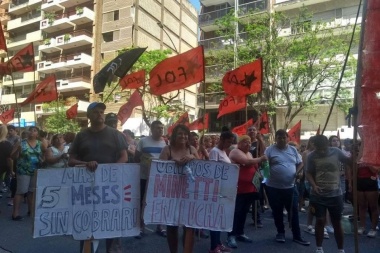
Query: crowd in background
[[0, 103, 379, 253]]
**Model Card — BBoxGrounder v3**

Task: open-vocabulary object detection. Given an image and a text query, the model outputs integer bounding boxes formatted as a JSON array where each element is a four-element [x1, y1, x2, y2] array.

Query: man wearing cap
[[105, 113, 118, 129], [69, 102, 128, 253]]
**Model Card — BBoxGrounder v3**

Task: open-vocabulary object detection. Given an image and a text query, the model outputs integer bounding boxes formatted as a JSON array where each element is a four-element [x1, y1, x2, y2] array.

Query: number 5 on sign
[[38, 186, 61, 208]]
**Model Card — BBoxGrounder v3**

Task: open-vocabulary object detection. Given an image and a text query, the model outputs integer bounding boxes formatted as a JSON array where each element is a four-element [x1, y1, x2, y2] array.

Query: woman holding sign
[[227, 135, 267, 248], [159, 124, 199, 253]]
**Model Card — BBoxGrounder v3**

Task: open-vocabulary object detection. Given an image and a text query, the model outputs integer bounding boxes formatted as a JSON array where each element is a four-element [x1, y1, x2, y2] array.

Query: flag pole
[[33, 69, 37, 126], [6, 52, 21, 128]]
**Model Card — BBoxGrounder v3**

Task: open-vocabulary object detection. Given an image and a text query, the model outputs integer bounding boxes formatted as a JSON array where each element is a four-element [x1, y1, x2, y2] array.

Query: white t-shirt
[[209, 147, 231, 163], [137, 136, 166, 179]]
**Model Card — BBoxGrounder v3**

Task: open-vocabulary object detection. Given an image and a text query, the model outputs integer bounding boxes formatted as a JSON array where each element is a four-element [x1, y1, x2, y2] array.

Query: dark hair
[[220, 131, 235, 140], [39, 129, 47, 138], [7, 125, 16, 131], [275, 129, 288, 137], [151, 120, 163, 129], [170, 124, 190, 147], [51, 134, 62, 143], [328, 135, 341, 149], [313, 135, 329, 150], [29, 126, 39, 132], [64, 132, 76, 143], [123, 129, 135, 139], [221, 126, 230, 132], [306, 136, 317, 150]]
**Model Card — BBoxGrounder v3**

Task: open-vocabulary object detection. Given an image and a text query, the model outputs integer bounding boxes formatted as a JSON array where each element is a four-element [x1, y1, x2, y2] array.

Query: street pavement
[[0, 192, 379, 253]]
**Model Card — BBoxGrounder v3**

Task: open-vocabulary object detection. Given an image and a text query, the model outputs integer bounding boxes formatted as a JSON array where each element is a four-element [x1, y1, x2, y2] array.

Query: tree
[[102, 49, 185, 127], [211, 8, 357, 129], [41, 101, 81, 133]]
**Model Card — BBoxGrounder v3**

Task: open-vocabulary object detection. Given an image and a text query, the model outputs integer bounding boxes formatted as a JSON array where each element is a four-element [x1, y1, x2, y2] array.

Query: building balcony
[[238, 0, 268, 17], [37, 53, 92, 73], [274, 0, 332, 12], [39, 30, 93, 53], [40, 8, 93, 33], [199, 35, 236, 51], [9, 0, 42, 16], [197, 92, 225, 108], [205, 63, 234, 82], [41, 0, 65, 12], [0, 13, 11, 25], [7, 12, 42, 31], [0, 93, 27, 105], [7, 30, 42, 48], [56, 76, 91, 92], [199, 6, 233, 32], [3, 72, 39, 87], [0, 0, 11, 9], [56, 0, 93, 9], [200, 0, 234, 8]]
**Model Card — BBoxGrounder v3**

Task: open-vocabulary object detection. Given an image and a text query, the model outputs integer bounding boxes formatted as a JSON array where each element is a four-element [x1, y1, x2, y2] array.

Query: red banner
[[222, 58, 262, 96], [167, 112, 190, 135], [217, 95, 246, 119], [189, 113, 209, 131], [149, 46, 204, 95], [0, 108, 15, 124], [20, 75, 57, 106], [119, 70, 145, 90], [358, 0, 380, 166], [117, 90, 144, 125], [254, 111, 269, 134], [66, 103, 78, 120], [0, 24, 7, 52], [7, 43, 35, 74], [288, 120, 301, 145], [232, 119, 254, 136]]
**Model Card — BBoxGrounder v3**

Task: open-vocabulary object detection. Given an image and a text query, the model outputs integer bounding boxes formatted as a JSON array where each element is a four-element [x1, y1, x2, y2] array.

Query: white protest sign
[[33, 164, 140, 240], [143, 160, 239, 231]]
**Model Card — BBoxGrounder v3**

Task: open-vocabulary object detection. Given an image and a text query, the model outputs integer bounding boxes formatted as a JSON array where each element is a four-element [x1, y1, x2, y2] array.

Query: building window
[[103, 32, 113, 42], [114, 10, 119, 21], [291, 20, 311, 35]]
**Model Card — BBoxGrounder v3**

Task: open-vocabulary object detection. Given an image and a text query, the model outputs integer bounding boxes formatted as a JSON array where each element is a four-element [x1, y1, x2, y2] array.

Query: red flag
[[232, 119, 254, 136], [254, 111, 269, 134], [119, 70, 145, 90], [66, 103, 78, 120], [19, 75, 57, 106], [149, 46, 204, 95], [316, 124, 321, 135], [167, 112, 190, 135], [189, 113, 209, 131], [117, 90, 144, 125], [217, 95, 246, 119], [222, 58, 262, 96], [7, 43, 35, 74], [0, 24, 7, 52], [288, 120, 301, 145], [0, 108, 15, 124]]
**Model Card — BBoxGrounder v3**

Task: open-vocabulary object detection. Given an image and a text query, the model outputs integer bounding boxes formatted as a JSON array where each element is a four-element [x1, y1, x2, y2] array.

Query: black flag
[[93, 47, 147, 94]]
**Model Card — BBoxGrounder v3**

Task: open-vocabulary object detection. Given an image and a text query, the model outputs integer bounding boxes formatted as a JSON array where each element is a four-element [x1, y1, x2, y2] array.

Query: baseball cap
[[87, 102, 106, 113], [105, 113, 118, 122]]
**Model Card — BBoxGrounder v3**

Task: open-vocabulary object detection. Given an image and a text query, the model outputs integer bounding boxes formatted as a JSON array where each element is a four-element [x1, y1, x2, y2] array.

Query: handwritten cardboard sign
[[144, 160, 239, 231], [33, 164, 140, 240]]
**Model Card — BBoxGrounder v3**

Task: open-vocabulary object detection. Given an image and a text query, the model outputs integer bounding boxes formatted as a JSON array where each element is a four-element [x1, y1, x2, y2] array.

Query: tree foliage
[[41, 101, 81, 133], [212, 8, 358, 129], [101, 48, 185, 127]]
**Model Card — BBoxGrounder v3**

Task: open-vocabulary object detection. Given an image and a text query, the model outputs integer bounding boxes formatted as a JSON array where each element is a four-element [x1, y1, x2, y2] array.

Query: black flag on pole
[[93, 47, 147, 94]]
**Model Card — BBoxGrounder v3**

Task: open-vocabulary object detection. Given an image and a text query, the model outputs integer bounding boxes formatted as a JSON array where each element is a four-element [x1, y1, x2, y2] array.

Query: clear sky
[[189, 0, 200, 11]]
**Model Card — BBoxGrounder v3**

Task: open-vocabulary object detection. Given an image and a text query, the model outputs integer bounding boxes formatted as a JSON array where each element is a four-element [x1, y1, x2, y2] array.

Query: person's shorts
[[309, 195, 343, 221], [16, 174, 36, 194], [357, 177, 378, 192]]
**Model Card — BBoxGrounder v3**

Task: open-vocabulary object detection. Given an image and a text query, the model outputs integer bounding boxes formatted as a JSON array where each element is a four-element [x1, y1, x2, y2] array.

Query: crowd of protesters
[[0, 103, 379, 253]]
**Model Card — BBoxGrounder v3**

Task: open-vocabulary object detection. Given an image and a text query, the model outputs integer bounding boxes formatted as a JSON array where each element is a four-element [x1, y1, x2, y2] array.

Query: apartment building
[[0, 0, 198, 130], [96, 0, 198, 131], [198, 0, 361, 136]]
